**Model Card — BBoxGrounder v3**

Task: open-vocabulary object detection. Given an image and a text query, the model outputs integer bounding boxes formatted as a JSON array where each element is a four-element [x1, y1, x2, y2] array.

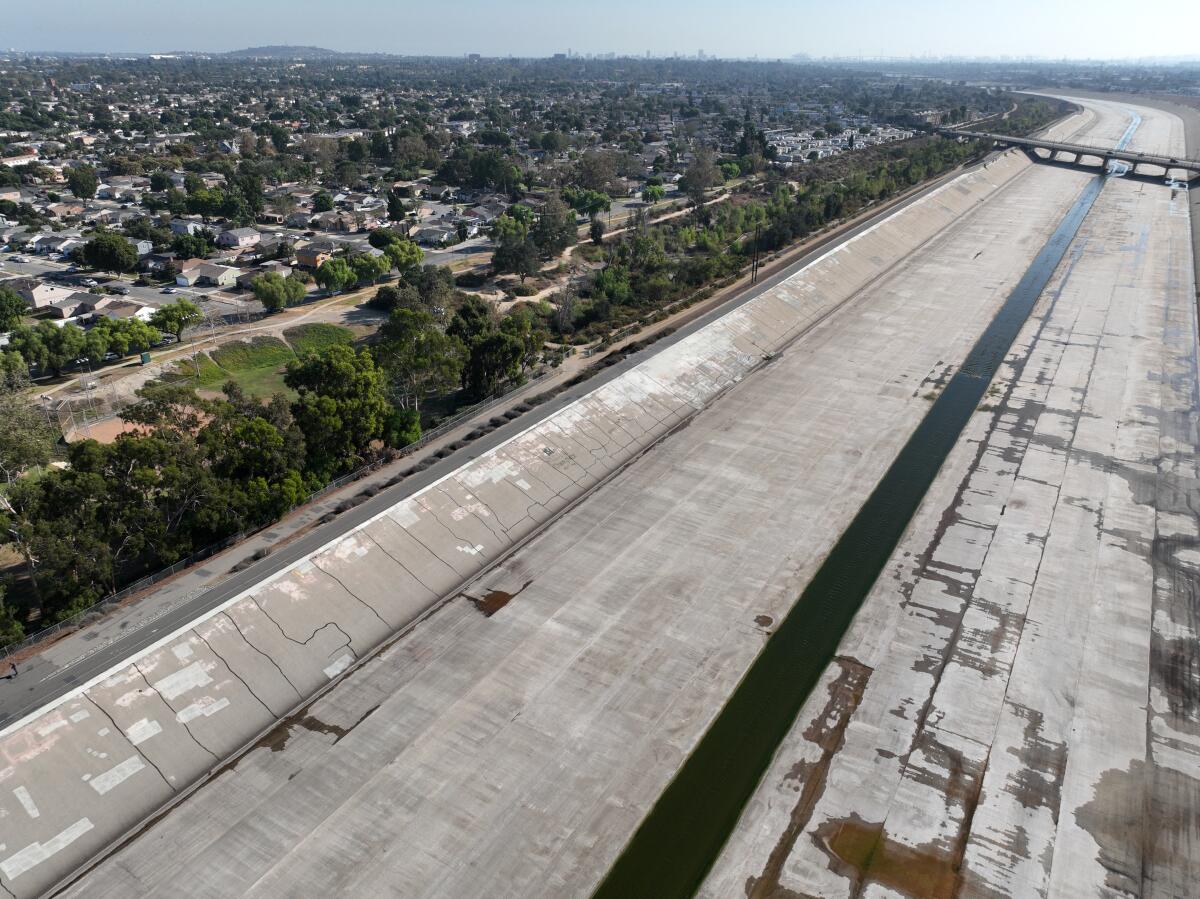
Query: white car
[[161, 286, 178, 294], [8, 255, 28, 263], [81, 278, 99, 287]]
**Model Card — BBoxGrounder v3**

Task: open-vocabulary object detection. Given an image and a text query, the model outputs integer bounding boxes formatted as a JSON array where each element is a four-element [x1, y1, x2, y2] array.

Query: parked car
[[81, 278, 99, 287], [113, 285, 130, 295], [161, 286, 178, 294]]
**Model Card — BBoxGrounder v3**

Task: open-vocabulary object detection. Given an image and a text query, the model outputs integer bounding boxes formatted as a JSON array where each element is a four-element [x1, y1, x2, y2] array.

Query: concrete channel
[[0, 96, 1190, 899], [701, 95, 1198, 899], [594, 171, 1109, 899]]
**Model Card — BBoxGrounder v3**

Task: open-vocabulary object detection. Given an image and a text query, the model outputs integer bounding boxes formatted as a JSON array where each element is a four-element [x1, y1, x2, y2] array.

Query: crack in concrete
[[85, 696, 176, 794], [310, 560, 393, 631], [193, 630, 278, 720], [359, 529, 440, 598], [221, 610, 303, 701], [129, 660, 220, 763]]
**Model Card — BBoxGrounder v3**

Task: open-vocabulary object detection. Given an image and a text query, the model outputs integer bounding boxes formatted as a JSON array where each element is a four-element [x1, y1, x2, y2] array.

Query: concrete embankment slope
[[1, 139, 1064, 897], [701, 98, 1200, 899]]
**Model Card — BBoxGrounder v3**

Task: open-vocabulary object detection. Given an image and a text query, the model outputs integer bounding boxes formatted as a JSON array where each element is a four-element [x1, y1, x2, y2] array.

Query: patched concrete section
[[701, 97, 1199, 899]]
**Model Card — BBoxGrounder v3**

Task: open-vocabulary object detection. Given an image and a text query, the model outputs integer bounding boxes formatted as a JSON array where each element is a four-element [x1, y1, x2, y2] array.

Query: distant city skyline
[[7, 0, 1198, 62]]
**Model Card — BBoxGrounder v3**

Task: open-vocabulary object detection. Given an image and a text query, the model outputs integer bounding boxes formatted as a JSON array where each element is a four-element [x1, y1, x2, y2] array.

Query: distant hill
[[224, 46, 349, 60]]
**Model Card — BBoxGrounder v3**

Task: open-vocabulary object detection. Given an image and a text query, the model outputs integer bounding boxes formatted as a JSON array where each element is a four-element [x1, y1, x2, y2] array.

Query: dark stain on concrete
[[1004, 703, 1068, 813], [465, 578, 534, 617], [254, 704, 380, 755], [815, 813, 960, 899], [743, 657, 872, 898]]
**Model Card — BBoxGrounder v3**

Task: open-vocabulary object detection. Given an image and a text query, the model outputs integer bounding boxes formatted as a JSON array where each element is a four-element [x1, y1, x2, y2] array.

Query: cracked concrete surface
[[0, 98, 1187, 899], [702, 96, 1199, 899]]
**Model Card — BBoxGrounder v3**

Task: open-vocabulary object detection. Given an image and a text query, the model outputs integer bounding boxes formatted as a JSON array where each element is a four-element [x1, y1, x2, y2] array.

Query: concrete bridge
[[940, 128, 1200, 181]]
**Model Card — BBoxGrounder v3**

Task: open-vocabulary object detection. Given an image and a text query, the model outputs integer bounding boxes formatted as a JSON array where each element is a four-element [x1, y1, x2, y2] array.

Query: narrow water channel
[[592, 172, 1109, 899]]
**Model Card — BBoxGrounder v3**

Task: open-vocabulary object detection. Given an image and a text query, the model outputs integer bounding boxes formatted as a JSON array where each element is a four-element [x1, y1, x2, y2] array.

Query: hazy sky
[[7, 0, 1197, 61]]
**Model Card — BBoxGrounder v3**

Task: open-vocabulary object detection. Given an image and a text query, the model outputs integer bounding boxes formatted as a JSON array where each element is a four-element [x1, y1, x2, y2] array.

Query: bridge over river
[[941, 125, 1200, 180]]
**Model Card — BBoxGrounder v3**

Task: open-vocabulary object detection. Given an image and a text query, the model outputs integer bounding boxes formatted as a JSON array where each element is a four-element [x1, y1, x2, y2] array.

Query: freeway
[[0, 155, 986, 735]]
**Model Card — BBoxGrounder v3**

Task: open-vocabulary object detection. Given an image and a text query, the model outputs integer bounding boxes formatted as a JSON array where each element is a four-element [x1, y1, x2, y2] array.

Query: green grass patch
[[209, 336, 295, 372], [170, 352, 226, 385], [170, 336, 300, 399], [284, 323, 353, 358]]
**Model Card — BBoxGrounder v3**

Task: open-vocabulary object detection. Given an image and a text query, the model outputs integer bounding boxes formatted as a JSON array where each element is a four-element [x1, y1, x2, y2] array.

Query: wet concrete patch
[[816, 814, 960, 899], [745, 658, 872, 899]]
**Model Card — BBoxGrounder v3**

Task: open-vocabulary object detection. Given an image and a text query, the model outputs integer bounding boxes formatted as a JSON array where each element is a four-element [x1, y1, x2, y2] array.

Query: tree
[[83, 232, 138, 273], [285, 344, 392, 478], [350, 252, 390, 285], [172, 231, 213, 259], [315, 256, 354, 294], [577, 150, 619, 194], [81, 317, 160, 365], [375, 308, 464, 412], [8, 322, 86, 377], [386, 190, 407, 222], [313, 191, 334, 213], [252, 272, 307, 313], [532, 195, 577, 257], [0, 285, 25, 332], [0, 366, 55, 485], [150, 298, 203, 342], [200, 408, 305, 524], [447, 296, 494, 347], [563, 186, 611, 217], [642, 184, 666, 204], [367, 232, 423, 276], [499, 307, 548, 372], [368, 228, 403, 250], [540, 131, 570, 153], [491, 213, 529, 277], [513, 239, 540, 282], [0, 350, 26, 388], [464, 332, 523, 399], [271, 192, 297, 220], [0, 586, 25, 649], [681, 146, 720, 214], [66, 164, 99, 200], [589, 217, 606, 246]]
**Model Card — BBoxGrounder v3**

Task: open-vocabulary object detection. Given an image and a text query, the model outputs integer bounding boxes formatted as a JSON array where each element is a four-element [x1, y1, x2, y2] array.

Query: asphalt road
[[0, 159, 988, 733]]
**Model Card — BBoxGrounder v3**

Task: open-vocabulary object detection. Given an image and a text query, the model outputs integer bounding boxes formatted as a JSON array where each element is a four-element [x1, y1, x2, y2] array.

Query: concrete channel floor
[[701, 97, 1199, 898], [1, 98, 1182, 899]]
